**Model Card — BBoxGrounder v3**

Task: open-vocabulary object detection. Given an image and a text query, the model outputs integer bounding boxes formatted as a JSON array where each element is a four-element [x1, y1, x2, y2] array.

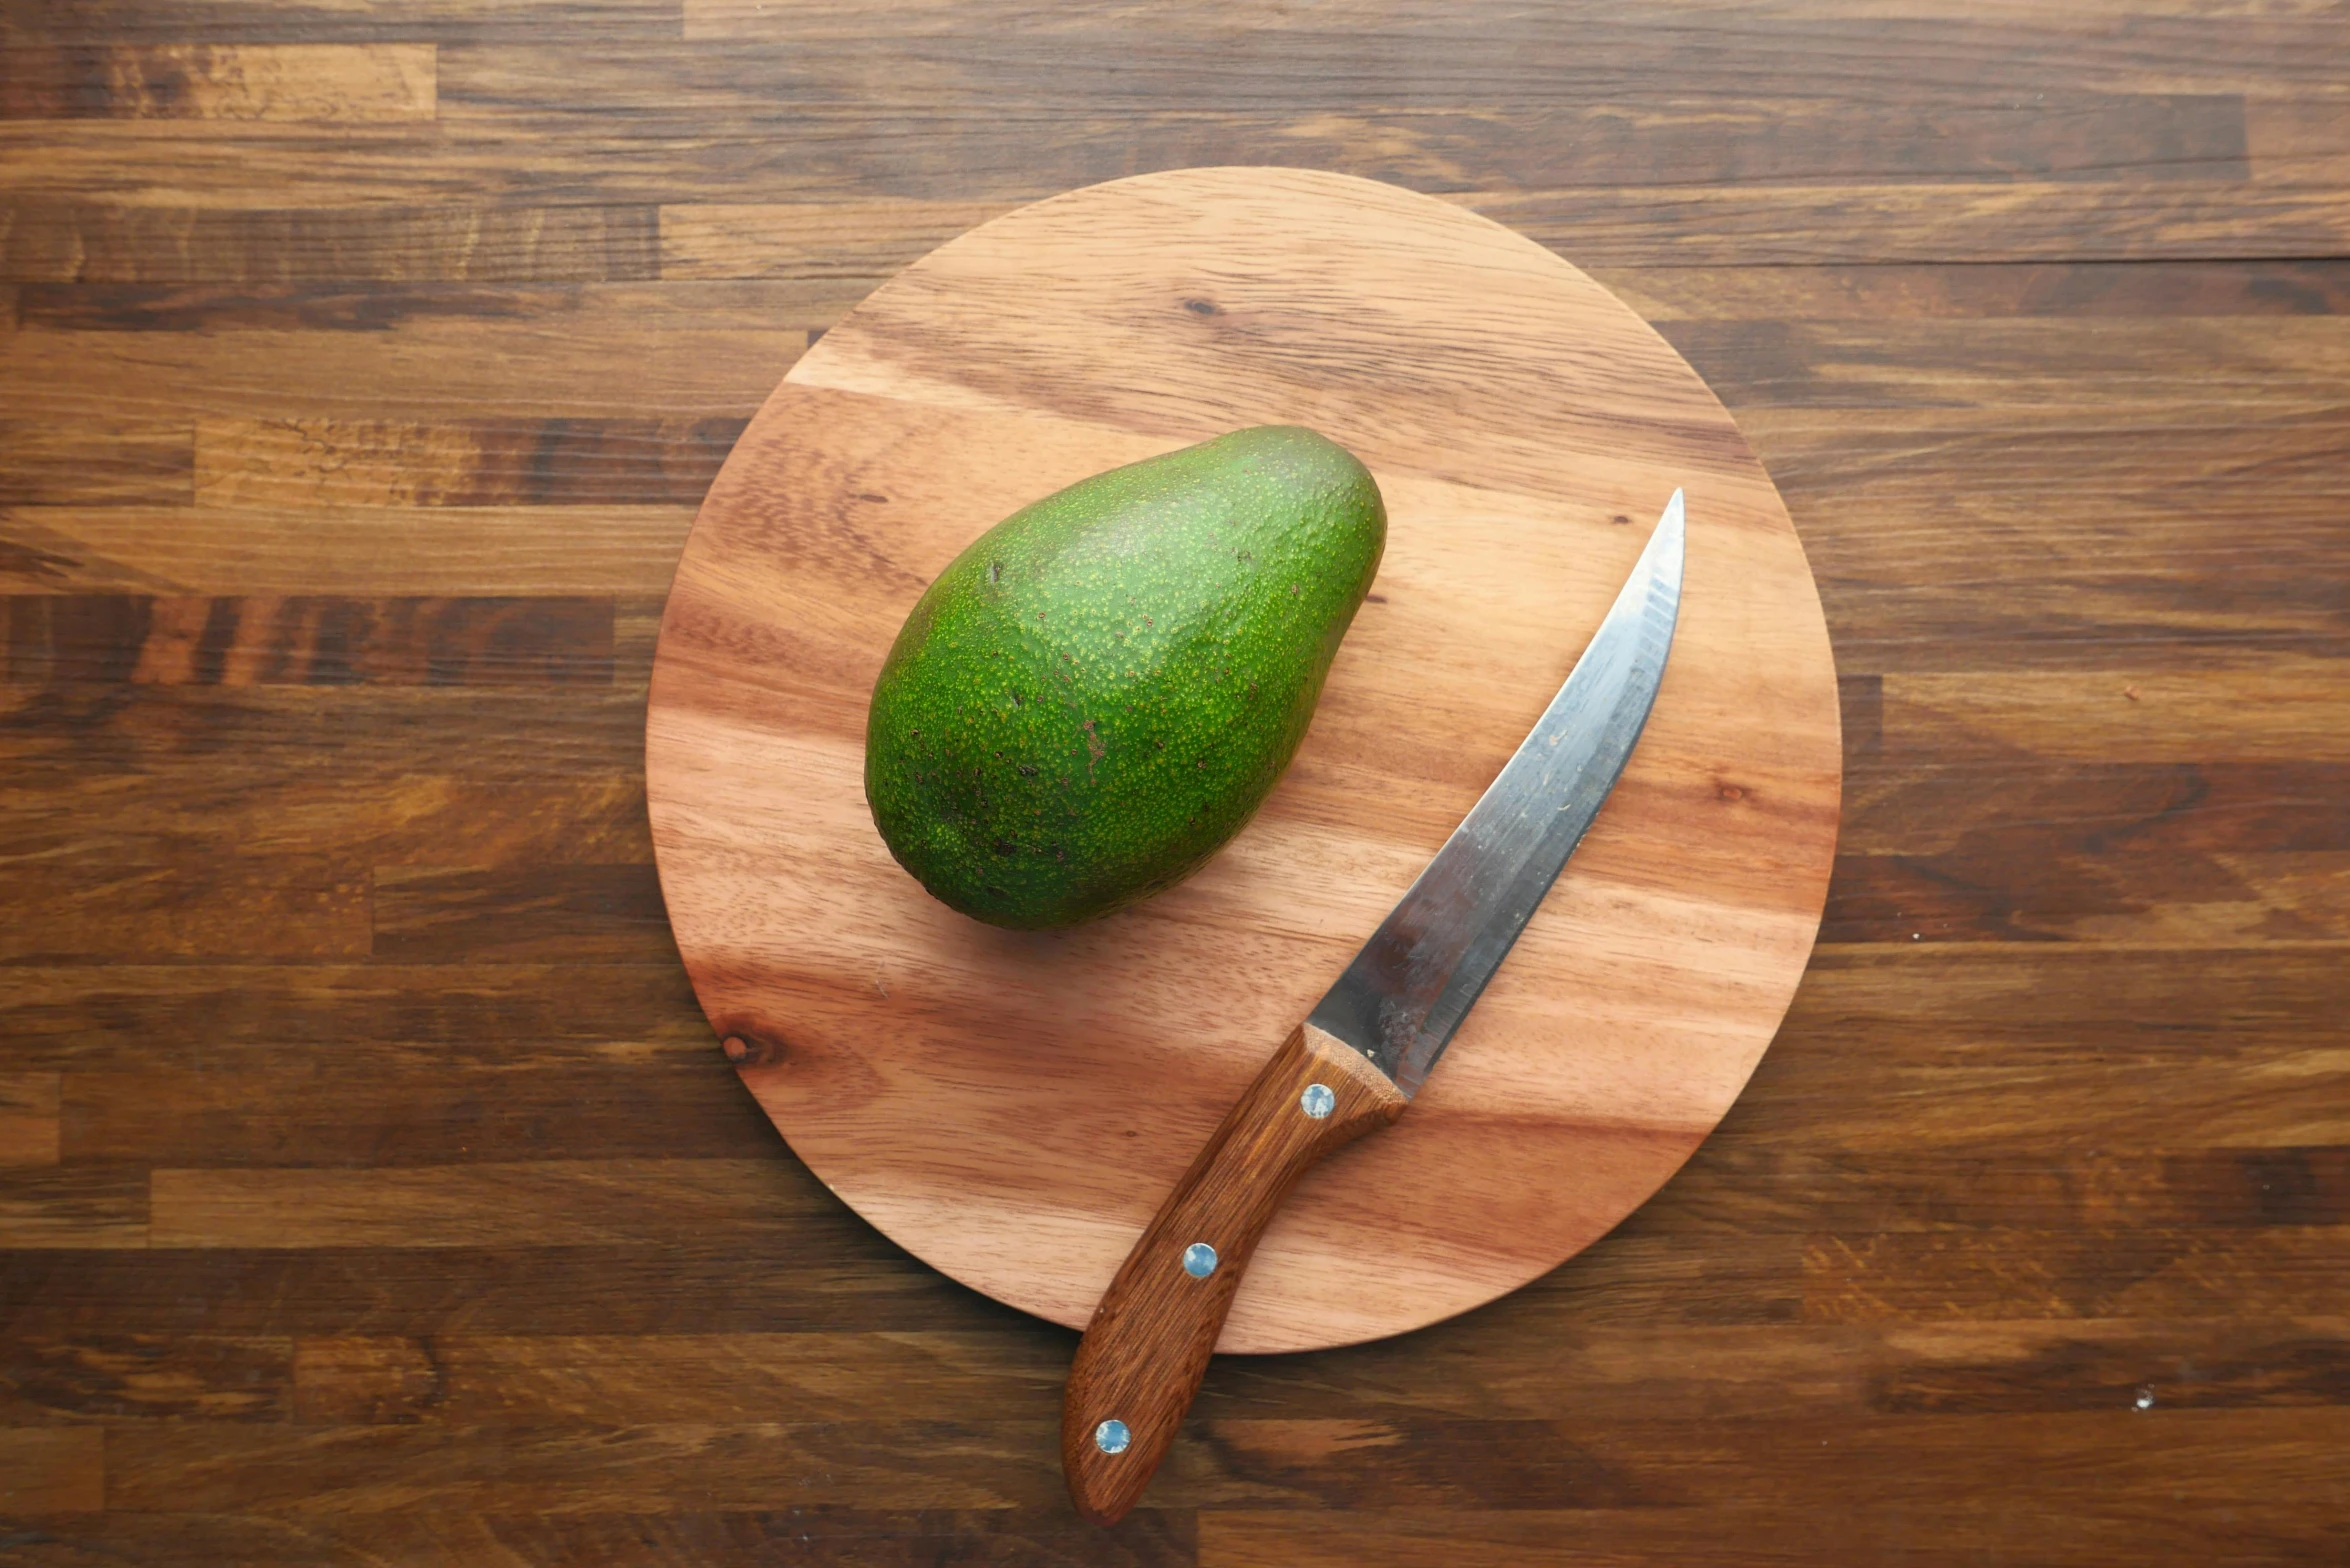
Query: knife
[[1061, 489, 1687, 1525]]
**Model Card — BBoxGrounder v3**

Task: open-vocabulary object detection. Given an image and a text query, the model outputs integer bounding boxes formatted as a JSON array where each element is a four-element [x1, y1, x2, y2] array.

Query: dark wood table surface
[[3, 3, 2346, 1563]]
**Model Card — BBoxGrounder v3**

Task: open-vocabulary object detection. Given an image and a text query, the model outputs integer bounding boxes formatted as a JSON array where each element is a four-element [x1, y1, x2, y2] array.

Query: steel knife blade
[[1062, 490, 1688, 1526], [1308, 487, 1686, 1094]]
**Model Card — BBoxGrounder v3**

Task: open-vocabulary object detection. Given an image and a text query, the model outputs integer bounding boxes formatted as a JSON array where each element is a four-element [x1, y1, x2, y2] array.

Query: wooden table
[[2, 5, 2344, 1563]]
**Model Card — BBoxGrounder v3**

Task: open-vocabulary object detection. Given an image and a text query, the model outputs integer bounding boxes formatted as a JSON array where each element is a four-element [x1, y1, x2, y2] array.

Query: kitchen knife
[[1062, 489, 1687, 1525]]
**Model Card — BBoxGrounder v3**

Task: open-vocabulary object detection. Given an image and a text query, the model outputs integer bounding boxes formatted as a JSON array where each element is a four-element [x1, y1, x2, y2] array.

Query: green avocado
[[865, 425, 1386, 929]]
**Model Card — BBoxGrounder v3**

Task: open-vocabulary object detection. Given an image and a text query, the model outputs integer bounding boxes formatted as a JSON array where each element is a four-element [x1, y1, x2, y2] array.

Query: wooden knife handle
[[1062, 1021, 1407, 1524]]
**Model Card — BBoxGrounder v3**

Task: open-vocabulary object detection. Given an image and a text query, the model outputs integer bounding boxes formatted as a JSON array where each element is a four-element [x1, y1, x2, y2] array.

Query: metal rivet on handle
[[1300, 1083, 1335, 1119], [1094, 1419, 1131, 1455], [1182, 1242, 1218, 1278]]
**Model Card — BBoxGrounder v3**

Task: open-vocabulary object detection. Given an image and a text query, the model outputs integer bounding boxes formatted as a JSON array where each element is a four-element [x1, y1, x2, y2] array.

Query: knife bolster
[[1062, 1021, 1407, 1524]]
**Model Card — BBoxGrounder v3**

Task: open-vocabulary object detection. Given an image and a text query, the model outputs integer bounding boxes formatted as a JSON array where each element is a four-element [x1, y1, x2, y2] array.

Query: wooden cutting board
[[645, 167, 1841, 1354]]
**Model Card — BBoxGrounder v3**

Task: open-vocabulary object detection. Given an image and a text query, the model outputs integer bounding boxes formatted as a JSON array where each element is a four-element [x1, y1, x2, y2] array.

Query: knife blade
[[1061, 489, 1688, 1525]]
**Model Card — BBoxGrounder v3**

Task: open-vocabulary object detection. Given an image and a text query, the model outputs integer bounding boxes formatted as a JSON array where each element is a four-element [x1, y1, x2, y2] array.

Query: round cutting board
[[646, 167, 1841, 1353]]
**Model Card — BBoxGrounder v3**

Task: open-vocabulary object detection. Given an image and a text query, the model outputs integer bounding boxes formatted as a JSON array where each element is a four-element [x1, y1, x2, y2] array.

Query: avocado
[[865, 425, 1385, 929]]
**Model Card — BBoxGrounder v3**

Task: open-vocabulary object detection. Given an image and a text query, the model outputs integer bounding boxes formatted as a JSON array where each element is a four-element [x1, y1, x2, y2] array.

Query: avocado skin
[[865, 425, 1386, 929]]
